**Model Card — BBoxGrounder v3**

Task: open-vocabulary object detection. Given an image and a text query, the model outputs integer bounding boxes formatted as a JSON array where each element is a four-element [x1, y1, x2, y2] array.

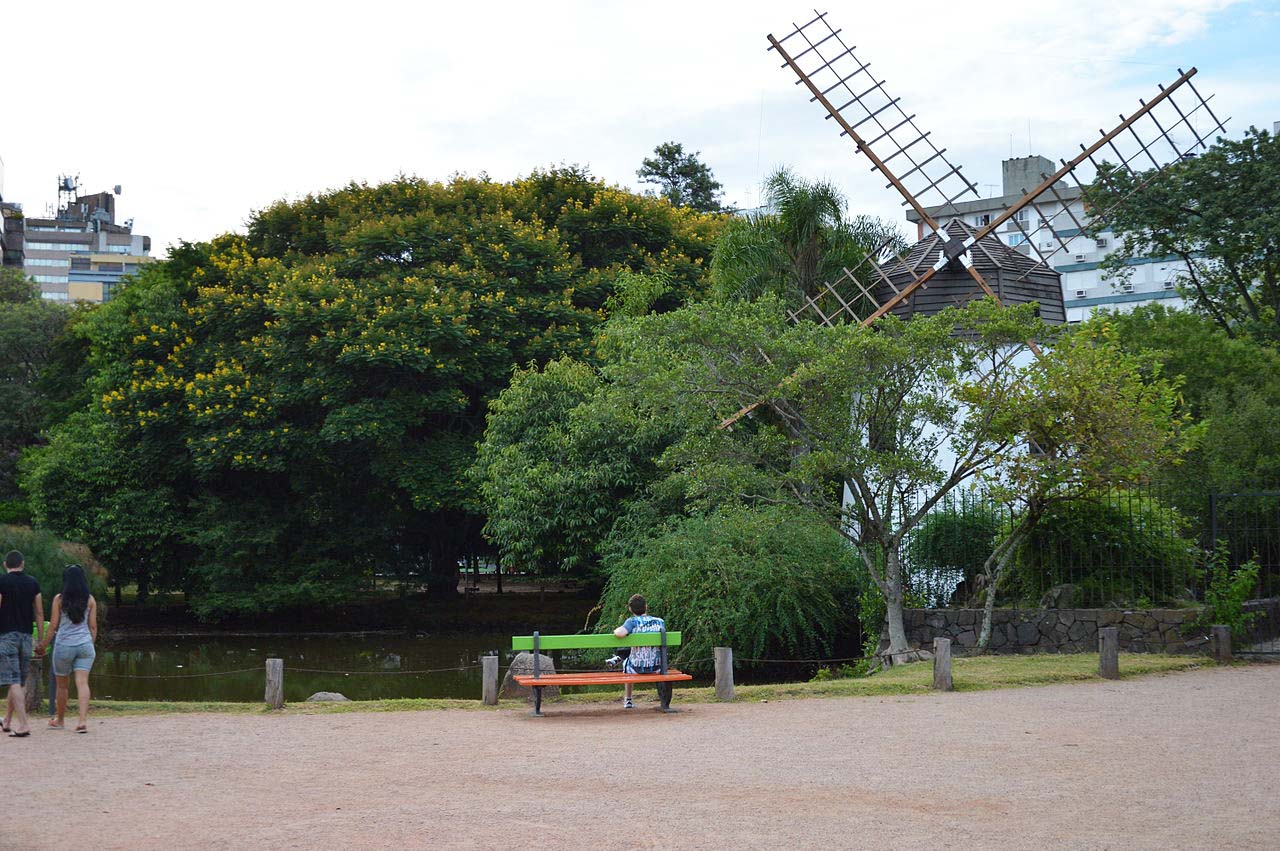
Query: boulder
[[306, 692, 350, 702], [1039, 584, 1079, 609], [500, 652, 560, 701], [1014, 621, 1039, 646]]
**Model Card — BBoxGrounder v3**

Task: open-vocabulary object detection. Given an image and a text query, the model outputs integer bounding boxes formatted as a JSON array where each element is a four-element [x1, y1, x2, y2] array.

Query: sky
[[2, 0, 1277, 256]]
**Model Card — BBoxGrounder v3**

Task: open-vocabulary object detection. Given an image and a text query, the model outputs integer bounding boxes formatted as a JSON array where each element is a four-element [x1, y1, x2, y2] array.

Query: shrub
[[1004, 493, 1198, 607], [902, 501, 1003, 606], [596, 505, 862, 671], [1198, 550, 1262, 639], [0, 525, 109, 621]]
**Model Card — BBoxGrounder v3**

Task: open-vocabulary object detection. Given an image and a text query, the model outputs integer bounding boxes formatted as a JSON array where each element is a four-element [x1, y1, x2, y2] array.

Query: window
[[32, 274, 69, 284], [1095, 237, 1109, 250], [40, 292, 69, 302], [974, 214, 991, 227], [1121, 282, 1135, 293], [1014, 209, 1029, 223], [106, 244, 134, 254], [26, 257, 69, 267], [25, 241, 92, 252], [1162, 280, 1176, 290], [1007, 234, 1026, 246], [1074, 289, 1087, 299]]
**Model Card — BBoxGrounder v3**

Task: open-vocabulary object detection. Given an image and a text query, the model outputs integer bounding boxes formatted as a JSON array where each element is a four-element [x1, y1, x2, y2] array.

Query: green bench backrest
[[511, 632, 682, 651]]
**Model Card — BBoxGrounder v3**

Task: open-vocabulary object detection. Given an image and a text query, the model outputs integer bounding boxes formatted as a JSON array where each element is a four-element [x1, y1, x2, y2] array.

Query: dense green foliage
[[21, 171, 724, 619], [1092, 128, 1280, 342], [0, 525, 108, 619], [1005, 494, 1199, 607], [711, 168, 905, 311], [636, 142, 724, 212], [902, 501, 1003, 606], [0, 268, 74, 512], [595, 506, 863, 669]]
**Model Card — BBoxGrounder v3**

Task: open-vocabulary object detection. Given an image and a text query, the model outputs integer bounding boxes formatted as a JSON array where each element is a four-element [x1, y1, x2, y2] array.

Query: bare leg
[[7, 683, 29, 734], [624, 683, 633, 701], [51, 674, 68, 727], [73, 669, 90, 730]]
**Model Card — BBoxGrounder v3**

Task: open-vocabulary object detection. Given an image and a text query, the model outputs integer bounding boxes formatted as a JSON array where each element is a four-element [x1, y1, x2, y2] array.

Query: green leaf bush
[[595, 505, 862, 671]]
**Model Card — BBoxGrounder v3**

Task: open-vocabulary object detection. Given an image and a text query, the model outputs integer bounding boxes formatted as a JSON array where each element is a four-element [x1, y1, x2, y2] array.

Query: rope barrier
[[91, 667, 263, 680], [733, 655, 870, 665], [286, 664, 482, 676]]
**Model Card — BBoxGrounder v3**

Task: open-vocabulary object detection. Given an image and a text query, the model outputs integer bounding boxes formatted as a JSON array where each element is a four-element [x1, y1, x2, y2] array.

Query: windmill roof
[[874, 219, 1066, 324]]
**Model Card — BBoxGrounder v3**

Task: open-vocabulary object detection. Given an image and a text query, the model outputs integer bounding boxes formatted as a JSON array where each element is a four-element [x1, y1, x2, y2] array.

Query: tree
[[22, 173, 724, 619], [0, 269, 72, 508], [1091, 127, 1280, 342], [711, 168, 906, 313], [602, 295, 1047, 658], [637, 142, 724, 212], [472, 357, 679, 582], [1103, 305, 1280, 519], [595, 505, 864, 669], [970, 320, 1195, 649]]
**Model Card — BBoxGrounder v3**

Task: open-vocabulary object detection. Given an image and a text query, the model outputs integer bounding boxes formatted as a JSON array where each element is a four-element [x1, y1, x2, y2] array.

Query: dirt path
[[5, 665, 1277, 849]]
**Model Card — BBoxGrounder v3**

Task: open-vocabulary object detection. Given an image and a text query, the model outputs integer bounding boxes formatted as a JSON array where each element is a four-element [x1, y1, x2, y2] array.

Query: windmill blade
[[950, 68, 1227, 284], [769, 13, 982, 233]]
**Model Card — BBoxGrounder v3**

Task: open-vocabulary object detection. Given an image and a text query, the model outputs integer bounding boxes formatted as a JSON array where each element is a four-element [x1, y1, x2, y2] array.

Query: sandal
[[8, 731, 30, 738], [48, 720, 64, 730], [75, 726, 87, 734]]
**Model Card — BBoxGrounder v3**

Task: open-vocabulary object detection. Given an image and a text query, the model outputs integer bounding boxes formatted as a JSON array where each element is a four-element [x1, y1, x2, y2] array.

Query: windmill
[[721, 10, 1227, 428]]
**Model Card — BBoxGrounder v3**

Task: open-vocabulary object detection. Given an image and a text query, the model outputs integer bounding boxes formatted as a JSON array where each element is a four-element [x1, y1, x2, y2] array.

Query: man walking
[[0, 550, 43, 737]]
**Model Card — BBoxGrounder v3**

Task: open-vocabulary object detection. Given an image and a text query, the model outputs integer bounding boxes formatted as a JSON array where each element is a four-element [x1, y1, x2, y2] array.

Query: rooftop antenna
[[56, 173, 80, 219]]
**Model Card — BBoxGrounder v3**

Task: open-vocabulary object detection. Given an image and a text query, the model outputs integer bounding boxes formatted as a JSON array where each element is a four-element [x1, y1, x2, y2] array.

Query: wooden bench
[[511, 630, 692, 716]]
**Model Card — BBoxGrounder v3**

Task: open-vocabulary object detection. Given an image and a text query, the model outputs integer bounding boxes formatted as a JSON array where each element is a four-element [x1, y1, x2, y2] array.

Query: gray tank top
[[56, 598, 92, 646]]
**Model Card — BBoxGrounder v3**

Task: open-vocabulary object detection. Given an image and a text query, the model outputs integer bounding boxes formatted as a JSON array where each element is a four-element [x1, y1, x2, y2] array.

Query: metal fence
[[901, 484, 1280, 624]]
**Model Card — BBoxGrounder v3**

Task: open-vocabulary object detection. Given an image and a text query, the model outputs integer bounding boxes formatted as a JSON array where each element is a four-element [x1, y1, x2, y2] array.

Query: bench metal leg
[[533, 686, 544, 717], [658, 682, 676, 713]]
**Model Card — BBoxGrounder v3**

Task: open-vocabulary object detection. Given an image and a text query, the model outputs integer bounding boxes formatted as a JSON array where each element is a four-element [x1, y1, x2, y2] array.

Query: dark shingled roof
[[875, 219, 1066, 324]]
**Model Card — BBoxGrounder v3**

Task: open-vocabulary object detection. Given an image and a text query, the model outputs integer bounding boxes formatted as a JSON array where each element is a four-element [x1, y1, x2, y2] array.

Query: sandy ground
[[3, 665, 1278, 850]]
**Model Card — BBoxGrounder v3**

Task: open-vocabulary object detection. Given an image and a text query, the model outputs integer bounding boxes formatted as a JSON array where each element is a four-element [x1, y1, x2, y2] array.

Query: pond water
[[95, 632, 521, 702]]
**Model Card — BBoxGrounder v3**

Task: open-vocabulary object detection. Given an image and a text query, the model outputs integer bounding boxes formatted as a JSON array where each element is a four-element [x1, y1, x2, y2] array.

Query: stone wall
[[900, 607, 1205, 654]]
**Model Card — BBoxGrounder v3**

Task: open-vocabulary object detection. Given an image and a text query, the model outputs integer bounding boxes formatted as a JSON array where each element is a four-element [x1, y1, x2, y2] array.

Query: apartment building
[[17, 177, 153, 303], [906, 155, 1187, 323]]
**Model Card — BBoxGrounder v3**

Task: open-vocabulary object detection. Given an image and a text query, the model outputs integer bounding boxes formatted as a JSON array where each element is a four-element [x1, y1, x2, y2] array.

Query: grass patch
[[86, 652, 1211, 716]]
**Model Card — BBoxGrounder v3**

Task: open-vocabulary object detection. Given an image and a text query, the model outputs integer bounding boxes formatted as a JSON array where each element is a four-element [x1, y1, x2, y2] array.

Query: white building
[[906, 155, 1188, 323]]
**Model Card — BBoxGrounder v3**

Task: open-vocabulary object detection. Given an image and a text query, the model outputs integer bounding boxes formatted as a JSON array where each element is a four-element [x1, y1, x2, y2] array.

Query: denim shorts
[[52, 641, 96, 677], [0, 632, 32, 686]]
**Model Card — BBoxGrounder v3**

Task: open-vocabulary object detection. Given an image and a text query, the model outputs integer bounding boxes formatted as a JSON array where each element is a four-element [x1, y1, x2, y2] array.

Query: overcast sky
[[3, 0, 1277, 256]]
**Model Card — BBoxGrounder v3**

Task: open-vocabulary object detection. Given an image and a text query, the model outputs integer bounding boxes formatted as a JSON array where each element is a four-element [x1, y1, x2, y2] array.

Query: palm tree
[[712, 168, 906, 318]]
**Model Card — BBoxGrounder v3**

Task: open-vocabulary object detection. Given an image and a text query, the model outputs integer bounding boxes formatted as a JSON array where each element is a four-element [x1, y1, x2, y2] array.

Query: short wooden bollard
[[714, 647, 735, 701], [23, 656, 44, 714], [1210, 625, 1232, 663], [481, 654, 499, 705], [265, 658, 284, 709], [932, 638, 953, 691], [1098, 627, 1120, 679]]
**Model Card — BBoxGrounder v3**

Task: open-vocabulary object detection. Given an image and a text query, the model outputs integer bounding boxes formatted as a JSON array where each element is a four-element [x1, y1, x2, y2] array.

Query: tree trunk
[[882, 550, 911, 656]]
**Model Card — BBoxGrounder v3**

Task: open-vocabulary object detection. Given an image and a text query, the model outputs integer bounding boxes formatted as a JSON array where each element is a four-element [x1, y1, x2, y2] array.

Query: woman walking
[[36, 565, 96, 733]]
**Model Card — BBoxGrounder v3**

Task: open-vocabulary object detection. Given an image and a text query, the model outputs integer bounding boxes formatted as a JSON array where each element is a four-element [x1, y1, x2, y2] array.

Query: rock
[[1014, 621, 1039, 646], [306, 692, 350, 702], [954, 629, 977, 647], [500, 652, 559, 701], [1067, 620, 1090, 642], [1039, 584, 1079, 609]]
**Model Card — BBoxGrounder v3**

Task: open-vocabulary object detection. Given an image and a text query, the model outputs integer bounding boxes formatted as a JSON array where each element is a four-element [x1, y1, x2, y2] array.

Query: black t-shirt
[[0, 571, 41, 634]]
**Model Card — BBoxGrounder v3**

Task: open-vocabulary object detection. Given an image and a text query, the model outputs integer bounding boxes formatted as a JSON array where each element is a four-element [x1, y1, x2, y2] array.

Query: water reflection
[[97, 632, 513, 701]]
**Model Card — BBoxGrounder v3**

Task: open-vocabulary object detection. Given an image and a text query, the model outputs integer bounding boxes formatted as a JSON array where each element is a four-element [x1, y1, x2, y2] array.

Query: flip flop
[[74, 726, 87, 734], [8, 731, 30, 738], [48, 721, 64, 730]]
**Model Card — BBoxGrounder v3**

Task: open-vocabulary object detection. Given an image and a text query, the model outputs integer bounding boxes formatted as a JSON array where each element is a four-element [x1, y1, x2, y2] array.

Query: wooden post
[[265, 658, 284, 710], [1098, 627, 1120, 679], [714, 647, 735, 701], [932, 638, 953, 691], [1210, 625, 1232, 663], [481, 654, 498, 705]]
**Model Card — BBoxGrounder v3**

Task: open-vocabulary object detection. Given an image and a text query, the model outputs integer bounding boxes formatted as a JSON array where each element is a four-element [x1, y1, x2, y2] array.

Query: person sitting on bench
[[612, 594, 665, 709]]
